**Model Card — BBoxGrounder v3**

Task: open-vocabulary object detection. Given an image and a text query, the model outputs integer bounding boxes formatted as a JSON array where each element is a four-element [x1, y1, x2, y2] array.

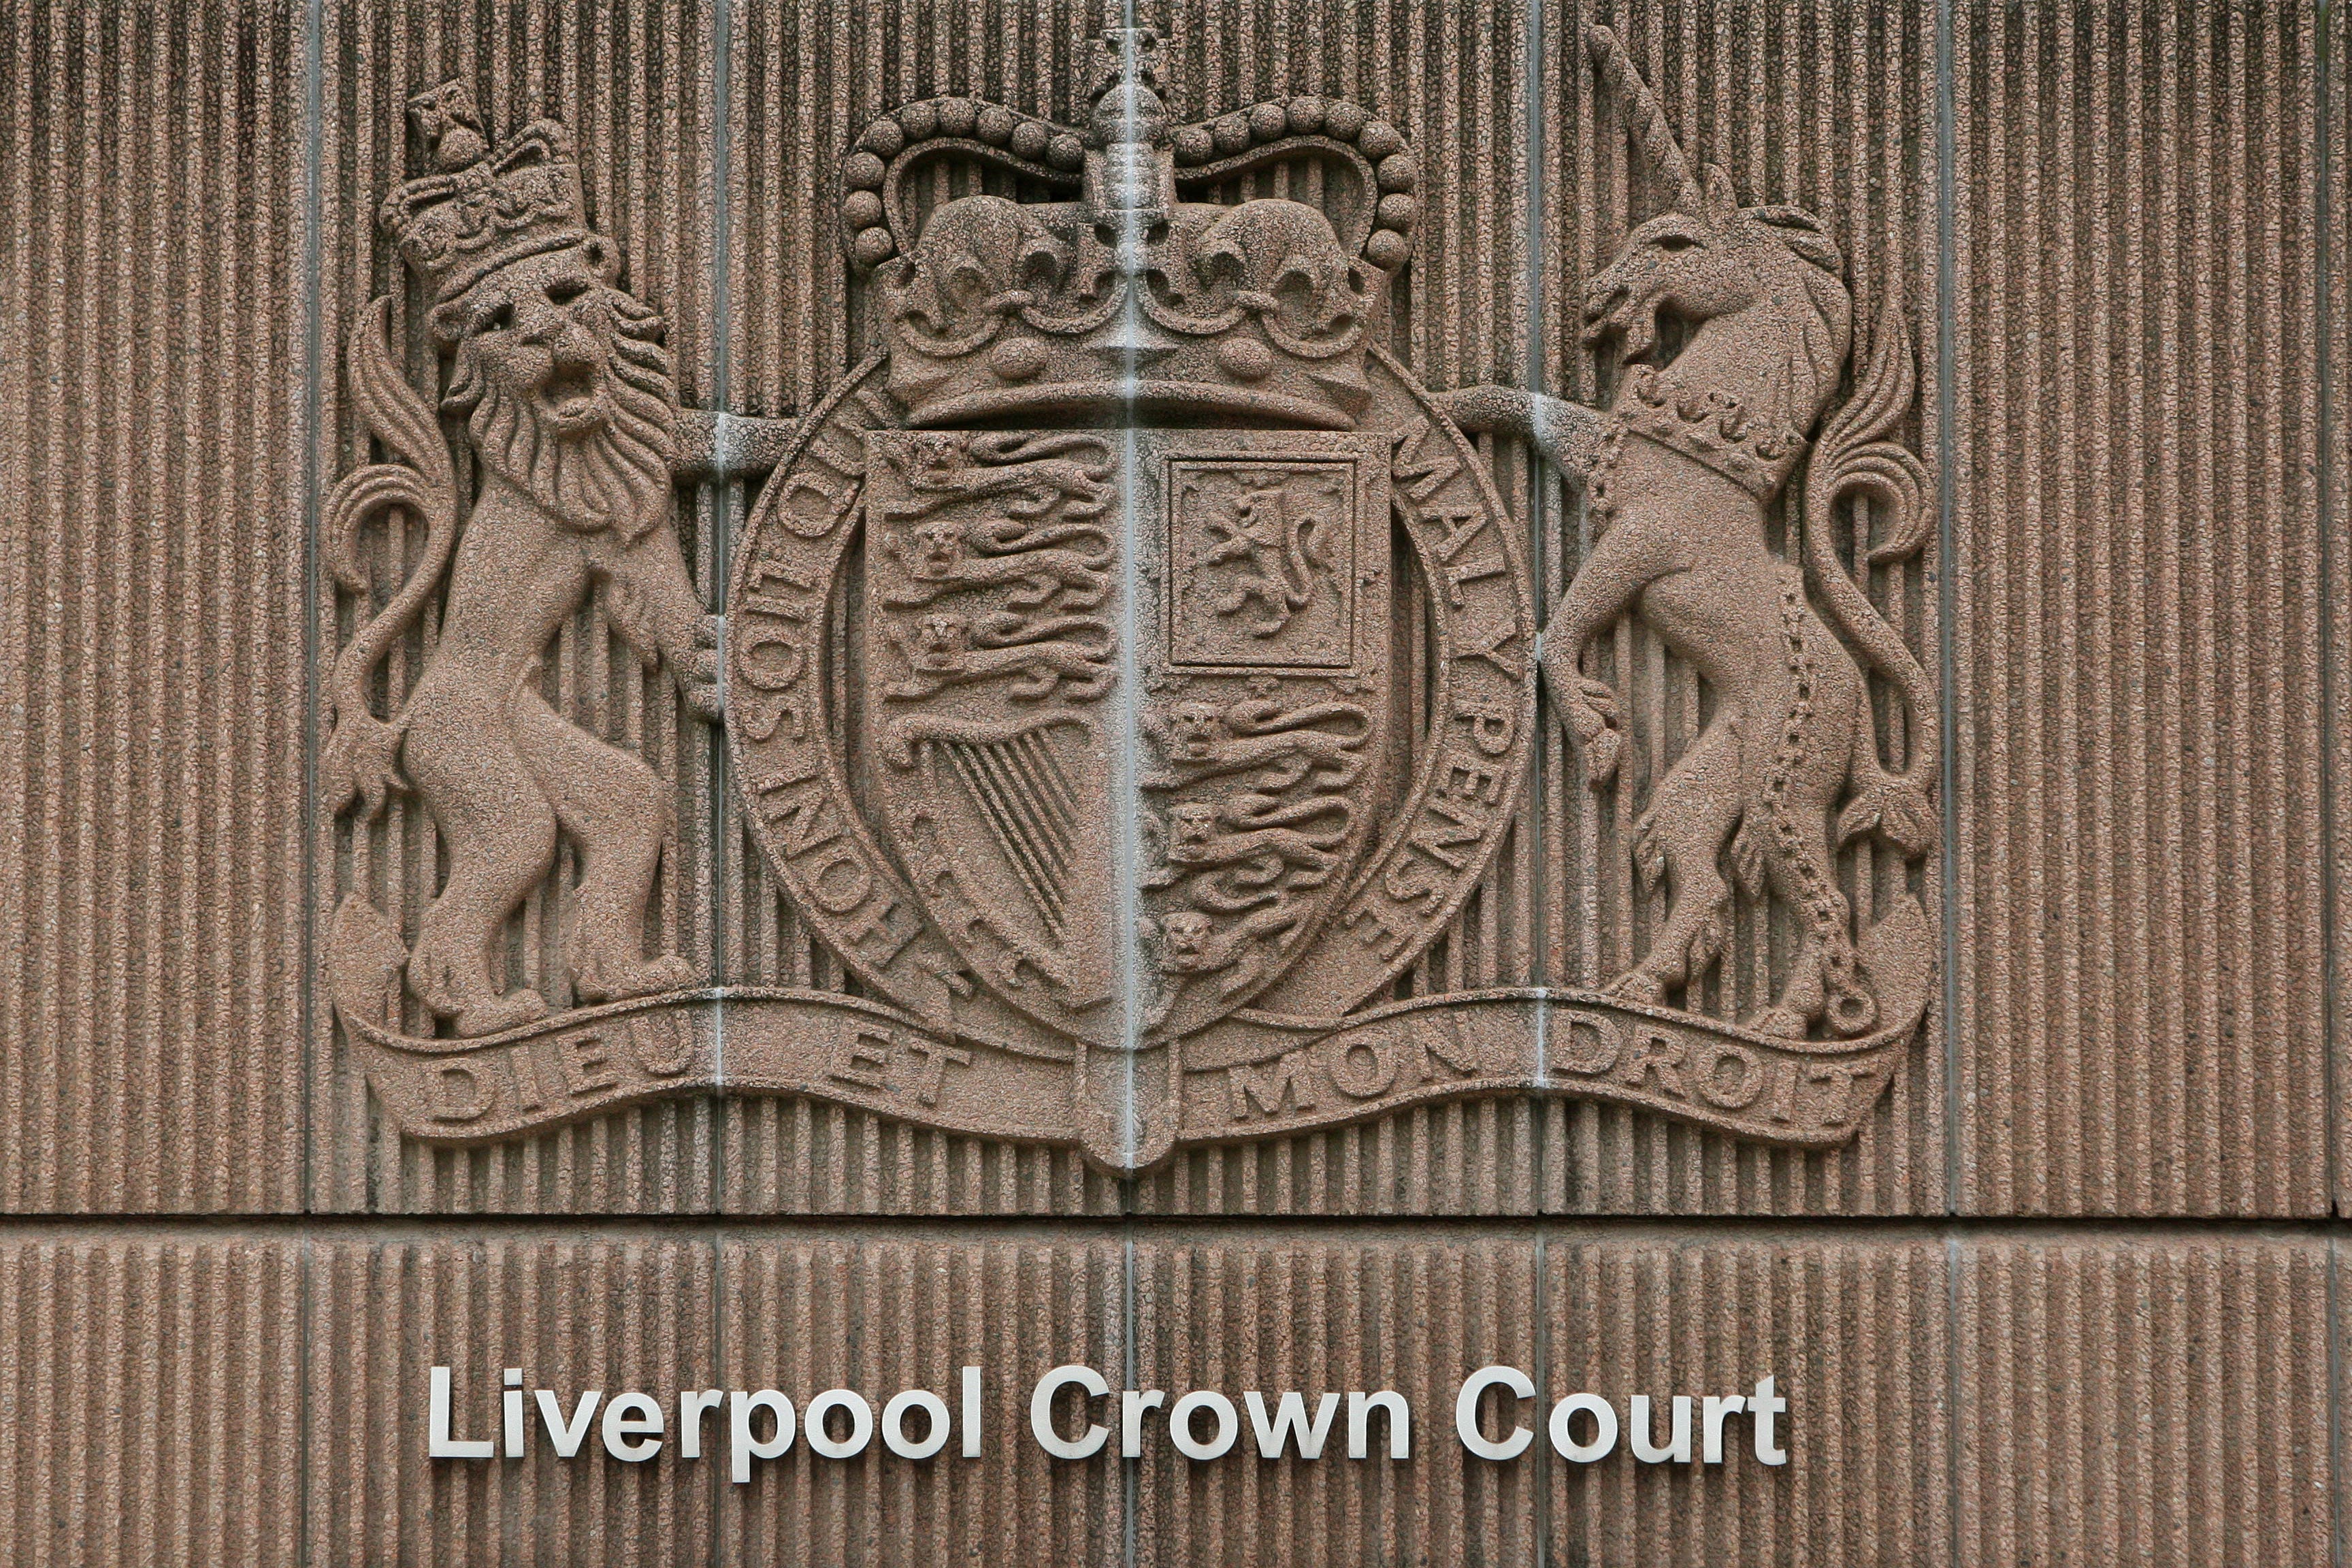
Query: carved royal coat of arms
[[323, 23, 1938, 1174]]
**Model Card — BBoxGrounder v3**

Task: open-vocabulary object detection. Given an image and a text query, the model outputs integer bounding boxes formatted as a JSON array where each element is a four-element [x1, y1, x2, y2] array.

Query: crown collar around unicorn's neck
[[840, 24, 1420, 430], [1605, 361, 1812, 502]]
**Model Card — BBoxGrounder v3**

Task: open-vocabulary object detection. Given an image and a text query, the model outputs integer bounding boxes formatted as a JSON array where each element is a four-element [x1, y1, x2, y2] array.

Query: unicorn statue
[[1442, 26, 1938, 1039]]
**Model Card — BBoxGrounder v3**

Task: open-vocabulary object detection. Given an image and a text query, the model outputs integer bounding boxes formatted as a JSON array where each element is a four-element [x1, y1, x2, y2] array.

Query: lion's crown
[[379, 81, 594, 301]]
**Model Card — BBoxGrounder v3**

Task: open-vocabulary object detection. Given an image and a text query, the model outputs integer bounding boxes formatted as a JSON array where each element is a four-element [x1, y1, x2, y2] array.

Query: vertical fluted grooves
[[0, 0, 2345, 1559], [1548, 1235, 1950, 1567], [0, 0, 309, 1213], [301, 1233, 719, 1563], [1128, 1232, 1543, 1566], [1954, 1238, 2332, 1566], [1952, 0, 2328, 1216], [0, 1237, 303, 1567], [9, 1228, 2325, 1565], [718, 1233, 1126, 1564]]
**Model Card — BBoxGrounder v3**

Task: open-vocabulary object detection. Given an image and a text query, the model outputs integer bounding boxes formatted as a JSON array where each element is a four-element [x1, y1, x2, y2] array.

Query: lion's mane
[[442, 286, 676, 538]]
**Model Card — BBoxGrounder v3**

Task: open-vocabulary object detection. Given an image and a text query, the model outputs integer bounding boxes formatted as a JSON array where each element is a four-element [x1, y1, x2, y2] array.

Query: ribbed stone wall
[[0, 1, 2342, 1562]]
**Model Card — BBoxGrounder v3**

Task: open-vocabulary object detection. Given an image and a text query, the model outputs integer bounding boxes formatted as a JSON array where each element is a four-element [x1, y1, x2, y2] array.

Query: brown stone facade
[[0, 1, 2340, 1562]]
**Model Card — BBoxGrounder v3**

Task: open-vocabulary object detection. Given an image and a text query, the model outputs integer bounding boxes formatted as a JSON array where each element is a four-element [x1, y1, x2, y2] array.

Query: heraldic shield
[[726, 27, 1531, 1169], [859, 426, 1394, 1054]]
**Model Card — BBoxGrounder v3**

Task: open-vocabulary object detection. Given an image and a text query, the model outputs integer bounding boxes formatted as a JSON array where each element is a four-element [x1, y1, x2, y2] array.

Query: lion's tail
[[1804, 297, 1940, 858], [319, 298, 461, 819]]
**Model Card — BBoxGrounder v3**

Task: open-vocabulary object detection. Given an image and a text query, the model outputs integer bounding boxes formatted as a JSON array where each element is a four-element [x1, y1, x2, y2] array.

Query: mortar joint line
[[1932, 0, 1963, 1228], [24, 1211, 2352, 1239], [1945, 1225, 1963, 1567], [706, 15, 732, 1552], [1117, 11, 1145, 1560], [2329, 1235, 2342, 1568], [710, 1218, 726, 1568], [2318, 12, 2340, 1565], [1932, 0, 1965, 1553], [294, 0, 327, 1556], [707, 0, 734, 1230], [2315, 0, 2341, 1228]]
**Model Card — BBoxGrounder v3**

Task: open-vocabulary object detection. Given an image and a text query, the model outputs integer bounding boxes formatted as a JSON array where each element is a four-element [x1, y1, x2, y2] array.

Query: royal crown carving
[[379, 82, 598, 304], [846, 27, 1414, 429], [323, 78, 715, 1041], [321, 19, 1939, 1178]]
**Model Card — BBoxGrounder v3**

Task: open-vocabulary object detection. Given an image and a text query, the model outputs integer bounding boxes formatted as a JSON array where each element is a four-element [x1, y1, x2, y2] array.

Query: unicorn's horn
[[1586, 24, 1705, 216]]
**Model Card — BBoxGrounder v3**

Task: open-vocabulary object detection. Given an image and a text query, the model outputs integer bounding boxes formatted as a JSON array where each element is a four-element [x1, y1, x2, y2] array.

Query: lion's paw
[[454, 988, 549, 1038], [575, 953, 696, 1004], [675, 615, 725, 722]]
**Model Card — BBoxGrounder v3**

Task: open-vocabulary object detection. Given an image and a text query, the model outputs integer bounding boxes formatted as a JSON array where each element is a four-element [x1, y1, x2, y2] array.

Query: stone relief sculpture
[[1446, 27, 1940, 1045], [721, 24, 1529, 1170], [323, 82, 719, 1037], [325, 22, 1936, 1175]]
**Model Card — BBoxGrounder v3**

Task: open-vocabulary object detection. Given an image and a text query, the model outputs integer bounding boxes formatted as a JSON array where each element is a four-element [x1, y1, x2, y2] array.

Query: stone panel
[[1954, 1235, 2332, 1567], [0, 1235, 303, 1567], [1950, 0, 2330, 1213], [0, 1, 308, 1211], [1546, 1231, 1948, 1567], [1127, 1230, 1541, 1566], [716, 1230, 1126, 1567], [303, 1232, 719, 1565], [6, 0, 2349, 1558], [308, 0, 725, 1213], [1531, 0, 1944, 1217]]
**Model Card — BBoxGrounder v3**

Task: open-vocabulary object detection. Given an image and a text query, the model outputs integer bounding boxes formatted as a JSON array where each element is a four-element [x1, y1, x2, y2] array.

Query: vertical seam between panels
[[2319, 5, 2341, 1561], [2316, 0, 2340, 1222], [295, 0, 327, 1557], [708, 0, 734, 1206], [708, 1, 732, 1555], [1122, 1222, 1138, 1568], [296, 0, 327, 1218], [1946, 1226, 1964, 1568], [1526, 0, 1552, 1559], [2329, 1235, 2342, 1568], [1934, 0, 1964, 1224], [1936, 22, 1965, 1568], [1117, 14, 1143, 1566]]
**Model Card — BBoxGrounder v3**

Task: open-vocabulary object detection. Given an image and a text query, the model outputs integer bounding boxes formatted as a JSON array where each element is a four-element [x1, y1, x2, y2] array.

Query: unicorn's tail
[[1804, 297, 1940, 855]]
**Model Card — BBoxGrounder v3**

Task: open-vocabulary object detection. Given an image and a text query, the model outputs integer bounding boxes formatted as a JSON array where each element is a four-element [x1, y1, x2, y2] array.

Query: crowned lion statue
[[321, 82, 718, 1036]]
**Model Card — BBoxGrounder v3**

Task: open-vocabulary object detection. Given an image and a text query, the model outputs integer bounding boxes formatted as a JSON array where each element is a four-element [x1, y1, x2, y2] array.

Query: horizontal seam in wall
[[0, 1213, 2348, 1242]]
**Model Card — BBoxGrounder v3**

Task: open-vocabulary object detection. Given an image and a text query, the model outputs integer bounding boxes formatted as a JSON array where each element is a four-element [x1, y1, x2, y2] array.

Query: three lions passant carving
[[1442, 27, 1938, 1040], [322, 83, 717, 1036]]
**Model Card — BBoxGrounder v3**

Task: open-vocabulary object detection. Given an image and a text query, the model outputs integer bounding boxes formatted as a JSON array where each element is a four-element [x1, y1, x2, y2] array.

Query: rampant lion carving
[[321, 84, 717, 1037]]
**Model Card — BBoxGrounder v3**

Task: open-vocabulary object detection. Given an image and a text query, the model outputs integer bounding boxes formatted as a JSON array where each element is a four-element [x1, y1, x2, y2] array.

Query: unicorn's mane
[[1731, 206, 1852, 442]]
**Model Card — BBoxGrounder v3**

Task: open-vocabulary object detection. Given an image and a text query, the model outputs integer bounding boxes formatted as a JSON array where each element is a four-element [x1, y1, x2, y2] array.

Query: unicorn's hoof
[[1605, 969, 1666, 1005], [1744, 1004, 1810, 1039], [1826, 990, 1878, 1036]]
